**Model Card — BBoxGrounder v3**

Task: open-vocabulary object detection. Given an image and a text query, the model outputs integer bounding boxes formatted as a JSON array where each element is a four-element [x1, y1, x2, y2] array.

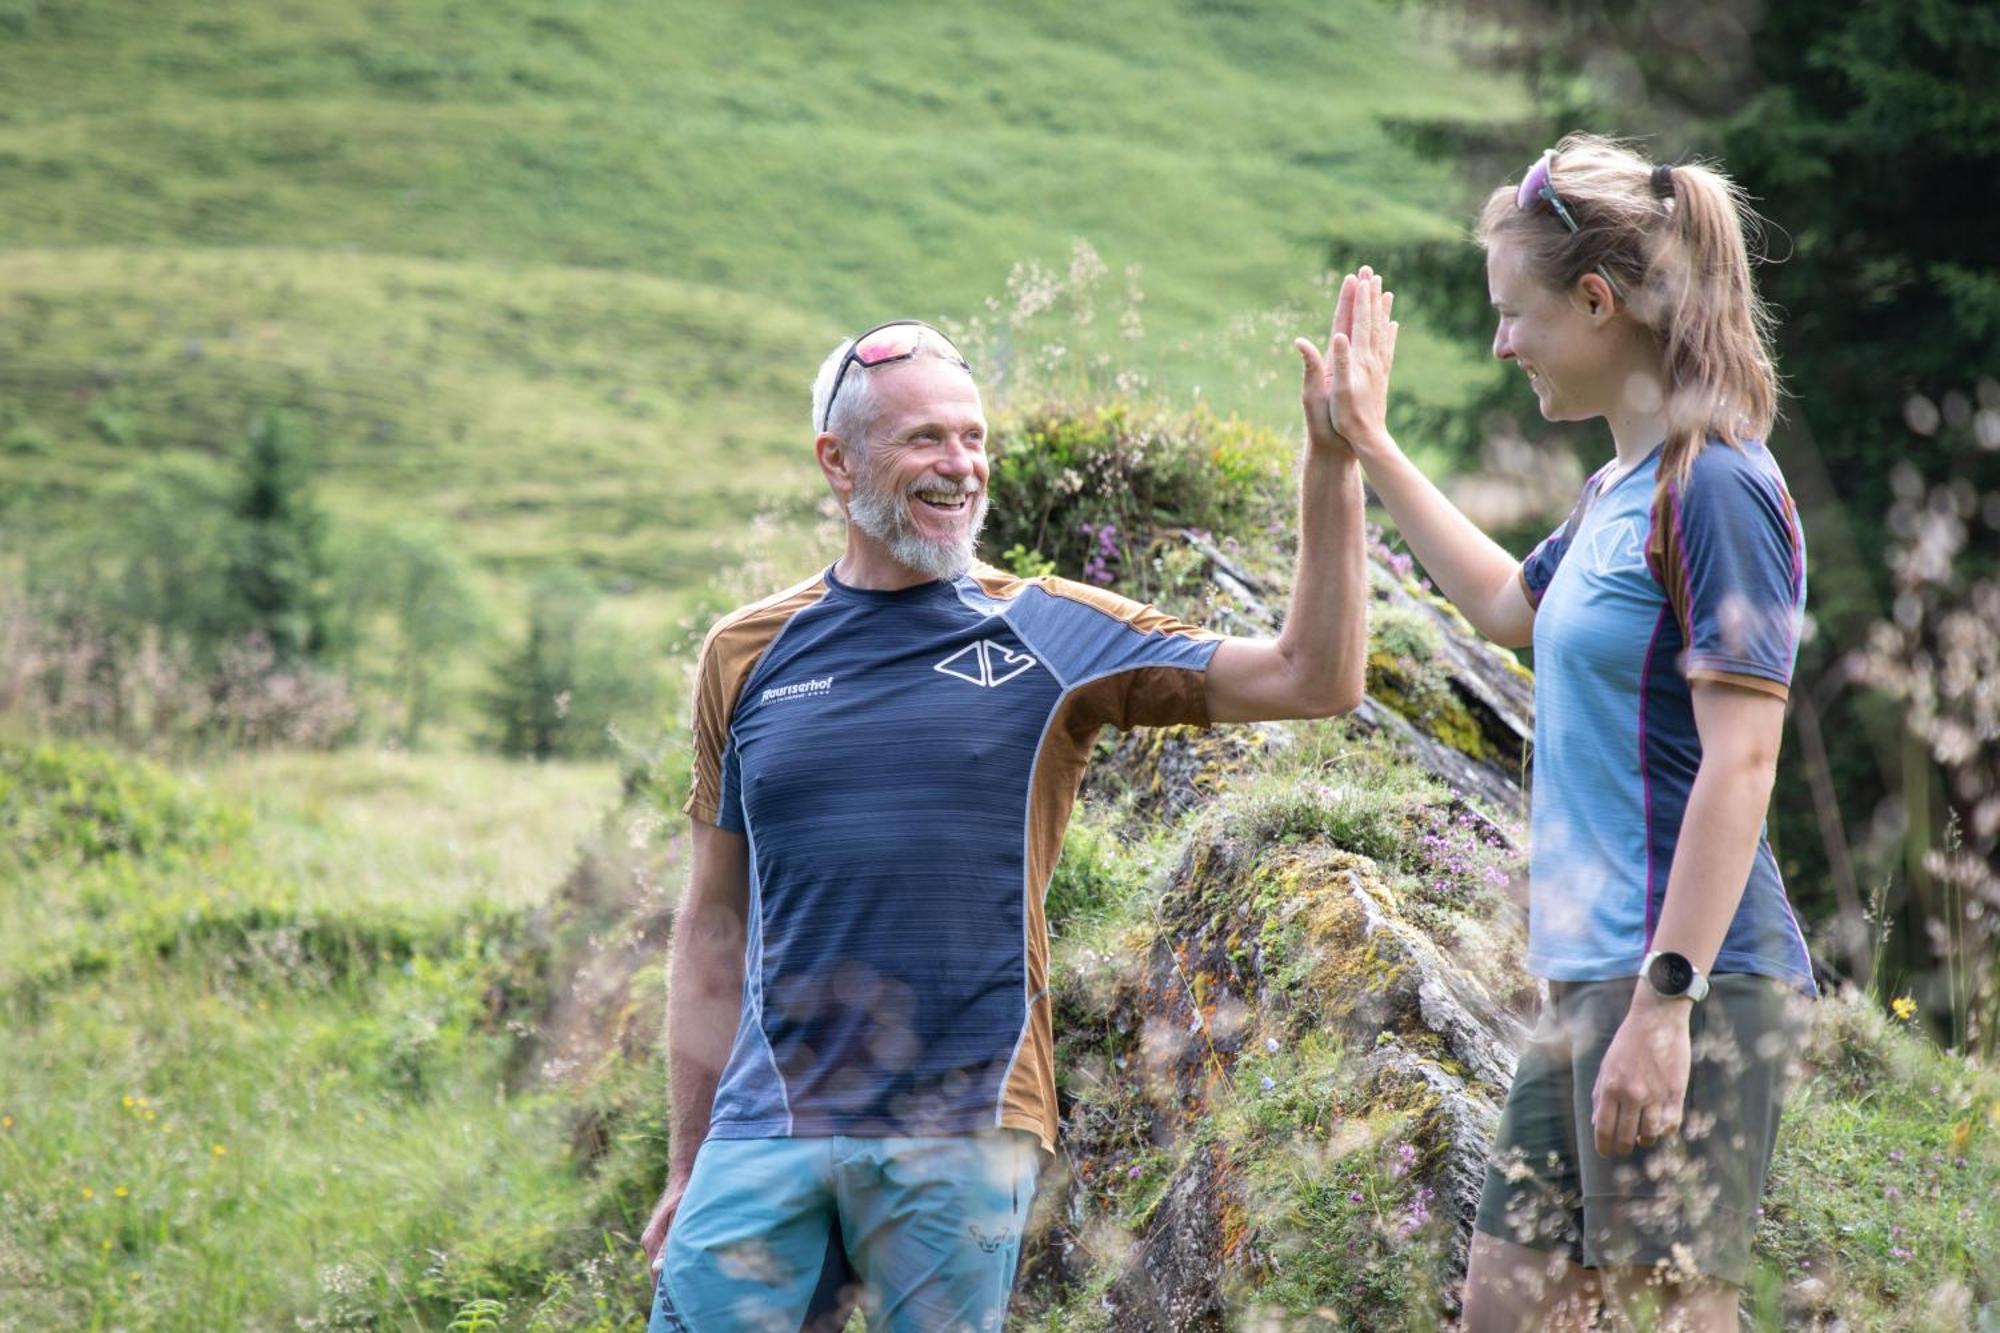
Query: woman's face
[[1486, 237, 1621, 424]]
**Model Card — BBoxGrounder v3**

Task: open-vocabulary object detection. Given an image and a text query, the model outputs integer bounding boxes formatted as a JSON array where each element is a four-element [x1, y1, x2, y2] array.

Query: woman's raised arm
[[1314, 267, 1537, 648]]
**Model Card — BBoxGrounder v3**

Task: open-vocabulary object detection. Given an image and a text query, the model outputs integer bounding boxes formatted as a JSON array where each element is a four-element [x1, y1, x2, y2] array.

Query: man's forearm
[[665, 898, 745, 1181], [1274, 446, 1368, 712]]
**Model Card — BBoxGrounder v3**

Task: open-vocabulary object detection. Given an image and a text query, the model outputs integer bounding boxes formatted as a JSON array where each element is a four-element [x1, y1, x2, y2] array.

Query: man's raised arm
[[640, 818, 749, 1273], [1203, 286, 1374, 723]]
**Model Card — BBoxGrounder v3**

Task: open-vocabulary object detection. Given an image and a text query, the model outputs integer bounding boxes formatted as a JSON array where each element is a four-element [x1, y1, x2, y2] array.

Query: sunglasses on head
[[1515, 148, 1625, 301], [819, 320, 971, 434]]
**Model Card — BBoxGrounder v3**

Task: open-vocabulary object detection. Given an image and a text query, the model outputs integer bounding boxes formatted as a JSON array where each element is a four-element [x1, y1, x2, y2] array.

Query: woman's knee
[[1462, 1230, 1599, 1333]]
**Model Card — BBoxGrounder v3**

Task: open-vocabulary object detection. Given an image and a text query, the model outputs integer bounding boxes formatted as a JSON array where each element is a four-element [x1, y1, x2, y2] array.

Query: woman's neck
[[1601, 363, 1671, 476]]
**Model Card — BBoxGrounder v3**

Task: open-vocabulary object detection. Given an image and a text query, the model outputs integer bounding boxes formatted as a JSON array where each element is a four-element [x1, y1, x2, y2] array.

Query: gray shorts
[[1473, 973, 1809, 1286]]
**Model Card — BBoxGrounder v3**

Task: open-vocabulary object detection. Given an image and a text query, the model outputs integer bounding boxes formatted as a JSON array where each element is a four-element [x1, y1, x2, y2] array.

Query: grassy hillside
[[0, 0, 1521, 619], [0, 738, 639, 1330]]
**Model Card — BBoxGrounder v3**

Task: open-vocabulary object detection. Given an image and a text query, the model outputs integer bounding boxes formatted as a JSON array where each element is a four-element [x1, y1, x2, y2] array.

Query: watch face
[[1650, 952, 1695, 995]]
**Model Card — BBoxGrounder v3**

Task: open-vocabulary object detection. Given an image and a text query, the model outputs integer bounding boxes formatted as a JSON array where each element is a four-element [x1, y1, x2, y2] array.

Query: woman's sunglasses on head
[[1516, 148, 1626, 302]]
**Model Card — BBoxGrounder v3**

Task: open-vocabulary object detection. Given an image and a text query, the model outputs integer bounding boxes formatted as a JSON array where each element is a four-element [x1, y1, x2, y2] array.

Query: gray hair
[[809, 324, 966, 451]]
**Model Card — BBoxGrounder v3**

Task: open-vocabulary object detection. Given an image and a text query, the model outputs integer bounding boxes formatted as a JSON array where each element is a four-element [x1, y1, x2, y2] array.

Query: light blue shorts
[[649, 1130, 1041, 1333]]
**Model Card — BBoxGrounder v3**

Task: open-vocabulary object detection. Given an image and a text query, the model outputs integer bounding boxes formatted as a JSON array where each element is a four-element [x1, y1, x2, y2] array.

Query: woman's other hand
[[1591, 989, 1694, 1157], [1296, 265, 1399, 458]]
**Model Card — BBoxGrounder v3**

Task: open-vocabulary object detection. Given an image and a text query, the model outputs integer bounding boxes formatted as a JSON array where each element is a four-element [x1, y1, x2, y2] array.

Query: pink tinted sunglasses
[[819, 321, 970, 433]]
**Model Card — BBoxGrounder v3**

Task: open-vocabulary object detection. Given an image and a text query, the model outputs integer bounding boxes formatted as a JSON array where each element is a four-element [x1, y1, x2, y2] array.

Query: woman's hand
[[1295, 265, 1399, 458], [1591, 989, 1693, 1156]]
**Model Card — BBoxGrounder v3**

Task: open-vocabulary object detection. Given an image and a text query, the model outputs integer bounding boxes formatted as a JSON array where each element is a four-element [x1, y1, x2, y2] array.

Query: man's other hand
[[642, 1175, 689, 1279]]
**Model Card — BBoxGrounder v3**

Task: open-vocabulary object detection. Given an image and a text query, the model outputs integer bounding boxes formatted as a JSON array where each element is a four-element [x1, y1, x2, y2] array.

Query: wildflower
[[136, 1097, 149, 1108], [114, 1185, 129, 1199], [1393, 1141, 1418, 1178], [212, 1144, 227, 1157], [1949, 1121, 1971, 1152], [1892, 996, 1918, 1021], [1260, 1075, 1276, 1091], [121, 1096, 134, 1109], [1127, 1164, 1143, 1179], [81, 1187, 94, 1200], [1348, 1191, 1364, 1205], [1888, 1149, 1904, 1164], [101, 1238, 112, 1251], [1, 1115, 11, 1129], [1265, 1037, 1281, 1054], [1889, 1245, 1913, 1262], [1399, 1185, 1435, 1237]]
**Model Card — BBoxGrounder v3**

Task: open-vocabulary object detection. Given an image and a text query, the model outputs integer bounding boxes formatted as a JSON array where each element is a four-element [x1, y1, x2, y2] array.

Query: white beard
[[847, 465, 988, 581]]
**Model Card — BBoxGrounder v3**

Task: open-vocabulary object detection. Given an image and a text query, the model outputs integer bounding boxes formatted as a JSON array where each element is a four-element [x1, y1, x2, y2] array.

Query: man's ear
[[816, 432, 857, 504]]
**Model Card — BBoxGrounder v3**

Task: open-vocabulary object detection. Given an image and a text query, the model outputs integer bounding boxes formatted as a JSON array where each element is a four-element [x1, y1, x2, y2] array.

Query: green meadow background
[[0, 0, 1512, 661]]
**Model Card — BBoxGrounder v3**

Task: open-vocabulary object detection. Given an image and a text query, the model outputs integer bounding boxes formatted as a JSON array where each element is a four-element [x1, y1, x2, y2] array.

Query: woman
[[1297, 134, 1815, 1330]]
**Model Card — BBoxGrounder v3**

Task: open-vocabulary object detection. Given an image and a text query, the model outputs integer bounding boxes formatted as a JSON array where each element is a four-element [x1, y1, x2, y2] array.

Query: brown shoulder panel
[[683, 573, 829, 825]]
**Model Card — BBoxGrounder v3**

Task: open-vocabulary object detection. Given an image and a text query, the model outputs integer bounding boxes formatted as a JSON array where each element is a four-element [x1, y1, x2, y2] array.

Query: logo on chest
[[1580, 516, 1647, 578], [934, 640, 1039, 688]]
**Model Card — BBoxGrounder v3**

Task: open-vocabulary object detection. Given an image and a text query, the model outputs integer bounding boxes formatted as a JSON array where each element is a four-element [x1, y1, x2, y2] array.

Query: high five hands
[[1295, 265, 1399, 457]]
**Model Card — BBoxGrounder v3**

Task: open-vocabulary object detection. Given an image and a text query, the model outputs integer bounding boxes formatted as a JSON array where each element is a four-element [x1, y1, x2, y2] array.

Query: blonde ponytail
[[1477, 134, 1780, 497]]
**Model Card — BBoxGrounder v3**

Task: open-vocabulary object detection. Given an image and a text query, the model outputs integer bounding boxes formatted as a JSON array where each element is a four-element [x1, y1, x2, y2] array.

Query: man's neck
[[832, 532, 943, 591]]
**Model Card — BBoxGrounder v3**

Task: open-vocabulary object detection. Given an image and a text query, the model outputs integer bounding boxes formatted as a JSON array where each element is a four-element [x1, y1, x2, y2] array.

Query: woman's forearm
[[1351, 428, 1536, 647]]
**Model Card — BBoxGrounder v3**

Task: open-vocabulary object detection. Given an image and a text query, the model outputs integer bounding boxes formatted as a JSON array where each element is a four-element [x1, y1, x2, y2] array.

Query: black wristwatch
[[1642, 950, 1710, 1001]]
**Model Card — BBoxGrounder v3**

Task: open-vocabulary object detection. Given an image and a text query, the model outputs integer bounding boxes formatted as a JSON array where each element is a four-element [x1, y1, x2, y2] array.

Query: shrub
[[0, 738, 246, 867], [482, 568, 664, 761], [984, 401, 1293, 605]]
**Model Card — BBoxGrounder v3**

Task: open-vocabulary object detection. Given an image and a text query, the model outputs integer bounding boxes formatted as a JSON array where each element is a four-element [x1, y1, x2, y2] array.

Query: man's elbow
[[1296, 673, 1365, 719]]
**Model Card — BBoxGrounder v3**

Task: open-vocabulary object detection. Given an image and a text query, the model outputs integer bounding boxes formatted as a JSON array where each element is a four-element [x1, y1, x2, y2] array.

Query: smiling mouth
[[913, 488, 972, 514]]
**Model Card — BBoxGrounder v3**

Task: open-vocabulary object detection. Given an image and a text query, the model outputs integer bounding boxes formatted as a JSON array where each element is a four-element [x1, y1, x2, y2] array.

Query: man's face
[[844, 356, 991, 580]]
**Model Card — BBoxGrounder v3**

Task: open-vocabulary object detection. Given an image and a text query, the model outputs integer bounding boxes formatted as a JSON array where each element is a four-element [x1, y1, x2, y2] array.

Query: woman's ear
[[1576, 272, 1619, 324]]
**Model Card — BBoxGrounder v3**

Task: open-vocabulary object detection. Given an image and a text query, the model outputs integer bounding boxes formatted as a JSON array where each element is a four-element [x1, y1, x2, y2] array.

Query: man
[[642, 313, 1371, 1332]]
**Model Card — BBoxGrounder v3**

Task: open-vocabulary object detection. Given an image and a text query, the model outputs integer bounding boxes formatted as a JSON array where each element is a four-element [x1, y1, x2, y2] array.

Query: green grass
[[0, 0, 1522, 638], [0, 739, 641, 1329]]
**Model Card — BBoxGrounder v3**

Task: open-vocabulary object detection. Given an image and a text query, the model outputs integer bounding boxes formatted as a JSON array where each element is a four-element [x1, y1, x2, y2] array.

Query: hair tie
[[1650, 163, 1676, 199]]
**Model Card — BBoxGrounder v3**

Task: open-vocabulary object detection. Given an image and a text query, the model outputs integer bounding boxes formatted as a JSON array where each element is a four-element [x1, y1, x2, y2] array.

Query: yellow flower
[[81, 1187, 94, 1200], [101, 1238, 112, 1251], [211, 1144, 227, 1157], [122, 1095, 134, 1109], [1950, 1120, 1972, 1152], [114, 1185, 130, 1199], [1891, 995, 1918, 1022], [136, 1096, 150, 1108], [143, 1110, 156, 1122], [1, 1115, 12, 1129]]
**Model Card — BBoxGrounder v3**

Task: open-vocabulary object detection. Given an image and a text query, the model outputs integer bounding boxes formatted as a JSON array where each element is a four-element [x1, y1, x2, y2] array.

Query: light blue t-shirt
[[1520, 440, 1815, 993]]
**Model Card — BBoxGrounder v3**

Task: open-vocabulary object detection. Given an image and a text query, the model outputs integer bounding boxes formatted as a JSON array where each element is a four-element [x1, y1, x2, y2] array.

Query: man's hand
[[641, 1173, 689, 1280], [1591, 988, 1694, 1156], [1295, 265, 1398, 458]]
